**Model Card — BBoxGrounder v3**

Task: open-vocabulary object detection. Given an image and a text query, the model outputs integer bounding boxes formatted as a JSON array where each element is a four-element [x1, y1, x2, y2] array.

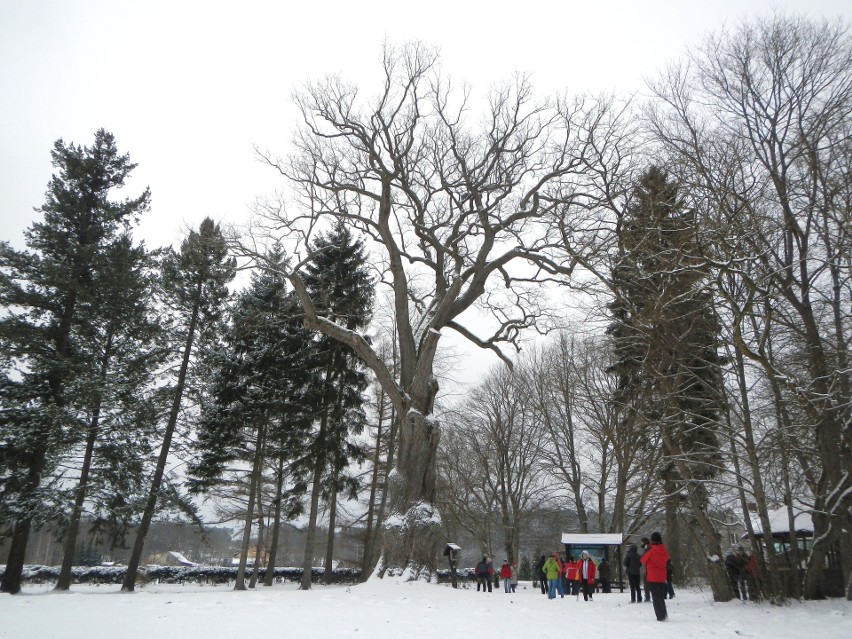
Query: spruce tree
[[0, 130, 150, 594], [54, 236, 165, 590], [607, 166, 728, 599], [189, 247, 317, 590], [298, 222, 373, 589], [121, 218, 234, 591]]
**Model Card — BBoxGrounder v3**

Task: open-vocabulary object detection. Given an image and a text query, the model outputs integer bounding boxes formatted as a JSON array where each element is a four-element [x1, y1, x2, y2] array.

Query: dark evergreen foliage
[[0, 130, 151, 594], [188, 246, 316, 509], [121, 218, 235, 592], [607, 167, 725, 495], [300, 222, 374, 497]]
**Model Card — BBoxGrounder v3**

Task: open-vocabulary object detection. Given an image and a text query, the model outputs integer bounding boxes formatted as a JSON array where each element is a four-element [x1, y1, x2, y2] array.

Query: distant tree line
[[1, 14, 849, 603]]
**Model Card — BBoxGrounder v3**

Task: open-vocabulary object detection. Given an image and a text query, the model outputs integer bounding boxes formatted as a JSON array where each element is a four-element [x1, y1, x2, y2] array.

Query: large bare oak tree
[[244, 43, 630, 579]]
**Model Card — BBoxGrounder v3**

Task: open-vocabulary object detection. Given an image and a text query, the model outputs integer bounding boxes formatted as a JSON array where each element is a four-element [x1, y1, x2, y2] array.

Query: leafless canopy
[[249, 42, 633, 421]]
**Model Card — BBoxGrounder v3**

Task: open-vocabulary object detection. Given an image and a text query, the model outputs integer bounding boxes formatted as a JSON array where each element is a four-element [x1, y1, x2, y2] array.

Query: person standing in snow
[[535, 555, 547, 594], [640, 532, 670, 622], [725, 546, 747, 599], [500, 560, 512, 593], [563, 555, 579, 596], [475, 556, 493, 592], [598, 557, 611, 593], [640, 537, 652, 601], [542, 552, 564, 599], [510, 562, 519, 593], [665, 558, 675, 599], [576, 551, 597, 601], [624, 544, 643, 603]]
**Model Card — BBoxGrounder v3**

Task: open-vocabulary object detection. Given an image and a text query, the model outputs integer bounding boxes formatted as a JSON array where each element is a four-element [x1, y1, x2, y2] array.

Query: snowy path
[[1, 580, 850, 639]]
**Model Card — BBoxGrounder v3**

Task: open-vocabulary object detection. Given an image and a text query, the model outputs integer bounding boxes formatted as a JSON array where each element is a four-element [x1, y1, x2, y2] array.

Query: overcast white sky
[[3, 0, 849, 253]]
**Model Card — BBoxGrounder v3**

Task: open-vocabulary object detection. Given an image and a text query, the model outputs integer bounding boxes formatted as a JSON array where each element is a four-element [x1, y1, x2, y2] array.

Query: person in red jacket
[[563, 556, 579, 596], [576, 551, 597, 601], [640, 531, 670, 621], [499, 560, 513, 593]]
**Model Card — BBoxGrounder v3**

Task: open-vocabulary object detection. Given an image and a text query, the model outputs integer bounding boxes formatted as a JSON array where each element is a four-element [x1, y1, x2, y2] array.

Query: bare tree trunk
[[249, 489, 265, 588], [382, 405, 442, 581], [263, 456, 286, 587], [56, 332, 114, 591], [235, 424, 265, 591], [323, 471, 340, 584], [122, 282, 202, 592], [360, 407, 383, 578], [300, 414, 327, 590]]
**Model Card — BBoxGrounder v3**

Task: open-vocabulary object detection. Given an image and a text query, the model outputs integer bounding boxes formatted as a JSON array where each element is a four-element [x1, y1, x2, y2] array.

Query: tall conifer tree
[[189, 247, 317, 590], [121, 218, 235, 591], [298, 222, 373, 589], [0, 130, 150, 594], [607, 166, 728, 597]]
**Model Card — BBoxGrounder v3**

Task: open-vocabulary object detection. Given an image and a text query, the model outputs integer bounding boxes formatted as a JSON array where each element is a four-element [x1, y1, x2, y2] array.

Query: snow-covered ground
[[2, 578, 850, 639]]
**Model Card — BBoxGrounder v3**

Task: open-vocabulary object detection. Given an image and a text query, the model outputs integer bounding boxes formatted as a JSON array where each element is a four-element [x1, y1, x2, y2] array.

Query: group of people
[[533, 531, 671, 622], [474, 556, 519, 593], [725, 544, 756, 600], [535, 551, 605, 601], [475, 531, 673, 622], [623, 535, 675, 605], [625, 532, 671, 622]]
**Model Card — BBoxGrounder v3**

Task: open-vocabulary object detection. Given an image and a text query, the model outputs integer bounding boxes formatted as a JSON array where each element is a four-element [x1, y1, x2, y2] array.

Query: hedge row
[[3, 564, 477, 586]]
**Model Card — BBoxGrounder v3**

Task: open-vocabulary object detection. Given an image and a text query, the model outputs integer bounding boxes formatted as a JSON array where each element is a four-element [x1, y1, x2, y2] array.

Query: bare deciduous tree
[[240, 43, 631, 578], [647, 15, 852, 599]]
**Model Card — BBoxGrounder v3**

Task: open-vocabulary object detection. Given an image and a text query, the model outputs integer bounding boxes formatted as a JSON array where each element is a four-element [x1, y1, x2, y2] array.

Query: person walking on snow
[[640, 532, 670, 622], [576, 551, 597, 601]]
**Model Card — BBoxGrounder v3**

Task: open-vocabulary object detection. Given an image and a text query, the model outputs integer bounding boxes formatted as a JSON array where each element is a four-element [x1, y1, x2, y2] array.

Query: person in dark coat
[[598, 557, 611, 593], [624, 543, 643, 603], [725, 546, 748, 599], [640, 531, 670, 622], [640, 537, 651, 601], [475, 556, 493, 593], [664, 558, 675, 599], [535, 555, 547, 594]]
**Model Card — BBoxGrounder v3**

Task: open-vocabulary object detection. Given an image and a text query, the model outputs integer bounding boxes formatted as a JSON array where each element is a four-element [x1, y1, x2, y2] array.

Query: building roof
[[749, 506, 813, 537], [561, 533, 624, 545]]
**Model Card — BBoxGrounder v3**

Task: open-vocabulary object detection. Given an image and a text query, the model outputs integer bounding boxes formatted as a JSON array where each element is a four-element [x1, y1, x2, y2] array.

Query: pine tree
[[188, 247, 317, 590], [121, 218, 235, 591], [298, 222, 373, 589], [607, 166, 729, 599], [54, 236, 165, 590], [0, 130, 150, 594]]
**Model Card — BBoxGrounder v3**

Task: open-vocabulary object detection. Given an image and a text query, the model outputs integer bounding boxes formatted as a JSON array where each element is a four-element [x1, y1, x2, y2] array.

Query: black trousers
[[628, 573, 641, 602], [648, 582, 668, 621], [579, 578, 594, 600]]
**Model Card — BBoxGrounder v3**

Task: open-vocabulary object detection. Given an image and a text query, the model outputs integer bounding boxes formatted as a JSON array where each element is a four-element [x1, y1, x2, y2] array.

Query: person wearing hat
[[576, 550, 597, 601], [640, 531, 670, 621]]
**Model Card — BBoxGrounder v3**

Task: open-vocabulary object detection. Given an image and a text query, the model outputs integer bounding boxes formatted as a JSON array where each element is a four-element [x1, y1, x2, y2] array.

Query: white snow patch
[[3, 581, 851, 639]]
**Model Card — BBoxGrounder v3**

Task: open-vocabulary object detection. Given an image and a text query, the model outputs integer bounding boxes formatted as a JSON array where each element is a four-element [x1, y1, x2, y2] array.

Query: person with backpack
[[563, 556, 579, 596], [475, 556, 493, 593]]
